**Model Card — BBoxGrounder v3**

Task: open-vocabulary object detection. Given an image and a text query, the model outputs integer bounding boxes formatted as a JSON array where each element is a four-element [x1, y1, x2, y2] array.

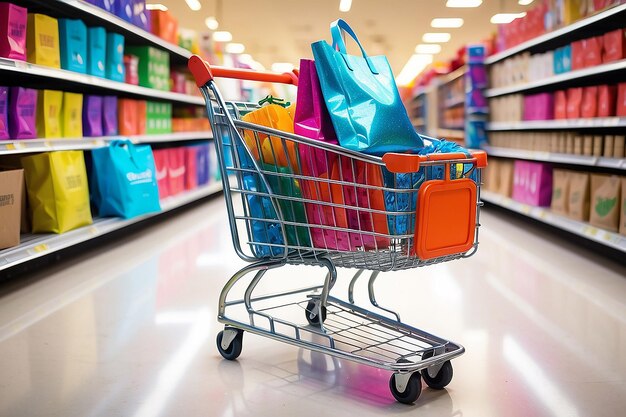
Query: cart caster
[[216, 328, 243, 360], [305, 299, 327, 326], [421, 350, 454, 390], [389, 372, 422, 404]]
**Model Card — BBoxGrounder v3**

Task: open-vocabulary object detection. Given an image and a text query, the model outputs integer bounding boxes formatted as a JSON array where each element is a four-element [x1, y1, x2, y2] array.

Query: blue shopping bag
[[311, 19, 424, 156], [91, 140, 161, 218]]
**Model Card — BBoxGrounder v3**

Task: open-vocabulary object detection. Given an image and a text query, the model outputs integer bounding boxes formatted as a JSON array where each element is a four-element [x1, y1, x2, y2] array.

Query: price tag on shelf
[[538, 210, 547, 220], [44, 141, 52, 148], [521, 205, 531, 215], [583, 226, 598, 237], [33, 244, 49, 253], [88, 226, 99, 236]]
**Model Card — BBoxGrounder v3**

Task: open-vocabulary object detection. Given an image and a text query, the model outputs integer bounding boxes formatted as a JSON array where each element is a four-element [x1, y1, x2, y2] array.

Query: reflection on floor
[[0, 197, 624, 417]]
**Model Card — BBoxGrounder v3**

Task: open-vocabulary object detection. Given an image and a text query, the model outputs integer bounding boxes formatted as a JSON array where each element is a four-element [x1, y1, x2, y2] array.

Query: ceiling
[[160, 0, 529, 75]]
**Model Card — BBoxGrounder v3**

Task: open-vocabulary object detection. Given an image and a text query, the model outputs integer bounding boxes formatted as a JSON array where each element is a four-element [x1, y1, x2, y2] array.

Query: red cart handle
[[189, 55, 299, 87], [382, 150, 488, 173]]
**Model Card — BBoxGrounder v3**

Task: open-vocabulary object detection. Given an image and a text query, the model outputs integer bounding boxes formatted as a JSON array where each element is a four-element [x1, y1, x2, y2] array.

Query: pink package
[[0, 87, 8, 139], [8, 87, 37, 139], [167, 147, 185, 196], [523, 93, 554, 121], [170, 71, 186, 94], [184, 146, 198, 190], [513, 160, 553, 207], [153, 149, 170, 199], [0, 3, 27, 61]]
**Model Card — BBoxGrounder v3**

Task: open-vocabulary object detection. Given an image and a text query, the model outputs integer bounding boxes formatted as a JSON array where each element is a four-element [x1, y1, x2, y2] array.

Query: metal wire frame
[[200, 82, 484, 273]]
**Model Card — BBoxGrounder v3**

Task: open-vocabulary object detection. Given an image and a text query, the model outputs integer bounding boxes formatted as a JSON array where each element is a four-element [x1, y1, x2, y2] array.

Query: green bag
[[21, 151, 92, 233]]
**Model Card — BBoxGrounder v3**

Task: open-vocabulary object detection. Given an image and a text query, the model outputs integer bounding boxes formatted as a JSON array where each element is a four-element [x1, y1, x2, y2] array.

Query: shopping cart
[[189, 55, 487, 404]]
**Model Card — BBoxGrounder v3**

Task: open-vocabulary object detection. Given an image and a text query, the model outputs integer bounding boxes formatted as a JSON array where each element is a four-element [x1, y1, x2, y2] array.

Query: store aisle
[[0, 198, 624, 417]]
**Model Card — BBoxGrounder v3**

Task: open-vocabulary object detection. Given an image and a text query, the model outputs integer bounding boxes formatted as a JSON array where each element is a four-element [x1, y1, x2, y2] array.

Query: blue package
[[466, 44, 485, 64], [383, 170, 423, 236], [59, 19, 87, 73], [195, 144, 210, 185], [86, 0, 117, 14], [87, 27, 106, 77], [131, 0, 151, 31], [561, 44, 572, 73], [105, 32, 125, 82], [553, 48, 563, 75], [116, 0, 133, 22]]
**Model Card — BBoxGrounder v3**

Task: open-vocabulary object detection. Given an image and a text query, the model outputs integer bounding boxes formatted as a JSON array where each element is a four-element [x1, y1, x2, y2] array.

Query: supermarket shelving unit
[[484, 4, 626, 254], [437, 66, 467, 143], [0, 0, 222, 274]]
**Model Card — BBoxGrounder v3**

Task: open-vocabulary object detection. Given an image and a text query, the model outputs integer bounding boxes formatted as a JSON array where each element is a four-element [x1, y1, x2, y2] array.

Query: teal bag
[[311, 19, 424, 156], [91, 140, 161, 219]]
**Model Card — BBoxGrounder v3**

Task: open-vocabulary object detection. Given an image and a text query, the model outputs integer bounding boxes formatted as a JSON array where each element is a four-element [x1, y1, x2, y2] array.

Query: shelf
[[444, 96, 465, 108], [0, 182, 223, 272], [438, 128, 465, 138], [0, 58, 204, 105], [0, 132, 213, 155], [485, 3, 626, 64], [412, 118, 425, 128], [24, 0, 191, 62], [484, 146, 626, 170], [481, 191, 626, 252], [487, 117, 626, 131], [486, 59, 626, 97], [438, 66, 467, 85]]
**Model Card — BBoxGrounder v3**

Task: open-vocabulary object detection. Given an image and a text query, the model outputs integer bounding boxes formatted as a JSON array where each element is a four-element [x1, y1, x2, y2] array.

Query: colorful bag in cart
[[21, 151, 93, 233], [311, 19, 424, 155], [91, 140, 161, 219]]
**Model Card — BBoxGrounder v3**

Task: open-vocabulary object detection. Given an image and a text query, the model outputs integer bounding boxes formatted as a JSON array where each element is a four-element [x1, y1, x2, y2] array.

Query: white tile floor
[[0, 198, 624, 417]]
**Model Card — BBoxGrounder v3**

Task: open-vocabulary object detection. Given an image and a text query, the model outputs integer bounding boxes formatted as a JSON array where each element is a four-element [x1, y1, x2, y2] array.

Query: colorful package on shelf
[[152, 148, 169, 199], [117, 98, 145, 135], [131, 0, 150, 31], [184, 146, 198, 190], [58, 19, 87, 73], [115, 0, 133, 22], [620, 178, 626, 236], [0, 86, 8, 140], [102, 95, 118, 135], [148, 9, 178, 45], [554, 90, 567, 119], [170, 71, 187, 94], [571, 40, 584, 70], [512, 160, 553, 207], [125, 46, 170, 91], [83, 95, 103, 137], [0, 2, 27, 61], [62, 92, 83, 137], [602, 29, 626, 63], [556, 0, 587, 26], [8, 87, 37, 139], [598, 85, 617, 117], [26, 13, 61, 68], [21, 150, 93, 233], [91, 140, 161, 219], [137, 99, 146, 134], [105, 32, 125, 82], [566, 87, 583, 118], [582, 36, 603, 68], [196, 143, 210, 185], [124, 54, 139, 85], [167, 147, 185, 196], [523, 93, 554, 121], [0, 169, 24, 249], [465, 119, 488, 149], [551, 169, 570, 216], [589, 174, 621, 232], [87, 27, 106, 78], [36, 90, 63, 138], [146, 101, 172, 134], [581, 86, 598, 118], [617, 83, 626, 117], [567, 172, 590, 221], [85, 0, 117, 14]]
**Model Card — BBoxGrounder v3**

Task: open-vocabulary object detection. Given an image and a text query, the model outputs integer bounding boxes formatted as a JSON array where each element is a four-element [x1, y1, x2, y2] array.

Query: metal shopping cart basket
[[189, 55, 487, 404]]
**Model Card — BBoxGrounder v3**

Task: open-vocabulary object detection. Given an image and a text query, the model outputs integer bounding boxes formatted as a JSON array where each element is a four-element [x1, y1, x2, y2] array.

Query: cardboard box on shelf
[[149, 9, 178, 45], [614, 135, 625, 158], [583, 135, 593, 156], [574, 135, 583, 155], [620, 178, 626, 236], [551, 169, 570, 216], [105, 32, 125, 82], [125, 46, 170, 91], [497, 159, 514, 197], [0, 169, 24, 249], [27, 13, 60, 68], [593, 136, 603, 157], [604, 135, 614, 157]]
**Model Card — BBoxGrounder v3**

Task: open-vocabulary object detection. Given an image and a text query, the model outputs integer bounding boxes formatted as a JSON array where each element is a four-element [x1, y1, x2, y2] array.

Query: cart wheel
[[421, 350, 454, 390], [305, 300, 327, 326], [389, 372, 422, 404], [216, 328, 243, 360]]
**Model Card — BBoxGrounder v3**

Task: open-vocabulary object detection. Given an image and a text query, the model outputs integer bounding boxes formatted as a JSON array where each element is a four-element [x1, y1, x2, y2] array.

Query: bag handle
[[110, 139, 142, 168], [330, 19, 379, 75]]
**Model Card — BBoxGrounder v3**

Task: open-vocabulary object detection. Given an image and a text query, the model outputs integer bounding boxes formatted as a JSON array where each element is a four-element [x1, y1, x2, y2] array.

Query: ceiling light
[[396, 54, 433, 86], [518, 0, 534, 4], [146, 4, 168, 11], [339, 0, 352, 12], [415, 44, 442, 54], [225, 43, 245, 54], [205, 16, 219, 30], [422, 33, 451, 43], [431, 18, 464, 28], [184, 0, 201, 11], [490, 13, 526, 24], [213, 31, 232, 42], [446, 0, 482, 7], [272, 62, 294, 73]]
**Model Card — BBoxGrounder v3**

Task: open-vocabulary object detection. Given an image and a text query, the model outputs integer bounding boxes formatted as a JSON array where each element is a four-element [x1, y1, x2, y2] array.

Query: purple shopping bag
[[8, 87, 37, 139]]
